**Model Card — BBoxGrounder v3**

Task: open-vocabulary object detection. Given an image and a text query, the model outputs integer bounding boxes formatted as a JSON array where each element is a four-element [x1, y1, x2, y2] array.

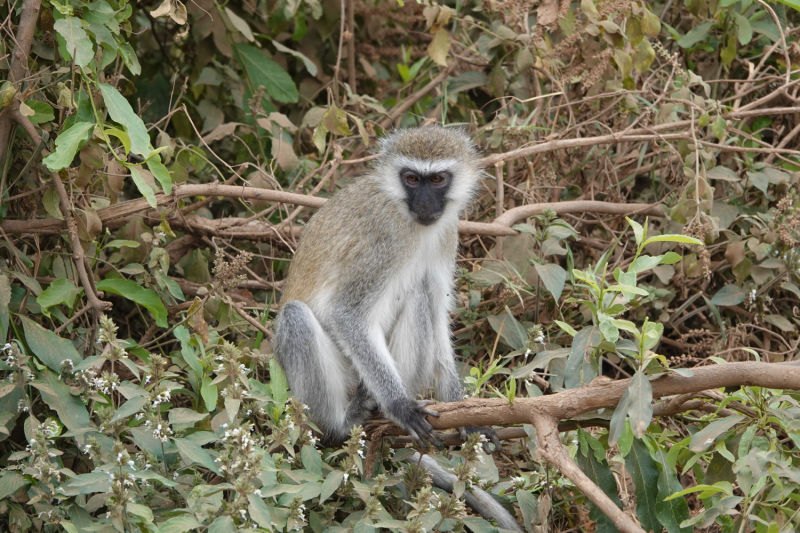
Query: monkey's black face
[[400, 167, 452, 226]]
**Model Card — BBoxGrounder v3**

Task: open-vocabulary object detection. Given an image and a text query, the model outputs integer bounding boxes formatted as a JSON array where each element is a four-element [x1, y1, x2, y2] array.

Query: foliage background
[[1, 0, 800, 531]]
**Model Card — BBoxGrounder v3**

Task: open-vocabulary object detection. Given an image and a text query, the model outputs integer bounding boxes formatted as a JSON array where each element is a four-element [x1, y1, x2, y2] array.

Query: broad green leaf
[[643, 235, 702, 246], [629, 255, 662, 274], [59, 472, 112, 496], [0, 473, 29, 500], [320, 470, 344, 502], [37, 278, 82, 316], [576, 441, 623, 533], [627, 371, 653, 438], [732, 12, 752, 45], [487, 312, 528, 351], [147, 156, 173, 195], [201, 376, 218, 411], [104, 128, 131, 154], [641, 7, 661, 36], [677, 22, 714, 48], [129, 166, 157, 207], [625, 439, 661, 532], [54, 17, 94, 66], [157, 515, 204, 533], [764, 314, 795, 332], [427, 29, 450, 66], [607, 284, 649, 296], [554, 320, 577, 337], [247, 494, 272, 528], [110, 396, 147, 423], [777, 0, 800, 12], [660, 252, 682, 265], [98, 83, 153, 156], [609, 387, 631, 446], [96, 278, 167, 326], [268, 358, 289, 407], [656, 464, 692, 533], [272, 40, 318, 76], [174, 438, 220, 474], [20, 315, 82, 372], [689, 415, 746, 452], [712, 117, 727, 140], [126, 502, 154, 522], [711, 285, 746, 306], [235, 43, 298, 103], [517, 490, 539, 530], [707, 166, 739, 181], [24, 100, 55, 124], [565, 326, 601, 390], [626, 217, 644, 246], [42, 121, 94, 171], [534, 263, 566, 301], [33, 370, 91, 430]]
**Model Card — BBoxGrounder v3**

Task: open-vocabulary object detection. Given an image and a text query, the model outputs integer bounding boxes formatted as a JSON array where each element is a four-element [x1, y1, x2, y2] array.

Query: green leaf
[[764, 314, 795, 332], [157, 515, 205, 533], [42, 122, 94, 171], [677, 22, 714, 48], [655, 464, 692, 533], [104, 128, 131, 154], [641, 7, 661, 36], [235, 43, 298, 103], [24, 100, 55, 124], [320, 470, 344, 502], [269, 358, 289, 407], [576, 440, 623, 533], [174, 438, 220, 474], [301, 445, 323, 477], [625, 438, 661, 533], [96, 278, 167, 327], [104, 239, 140, 250], [627, 371, 653, 438], [487, 312, 528, 351], [98, 83, 153, 157], [626, 217, 644, 246], [732, 12, 752, 45], [534, 263, 566, 301], [32, 370, 91, 430], [110, 396, 147, 423], [54, 17, 94, 66], [129, 166, 157, 208], [565, 326, 601, 390], [629, 255, 662, 274], [777, 0, 800, 13], [642, 235, 702, 246], [201, 376, 218, 411], [147, 156, 173, 195], [126, 502, 154, 522], [689, 415, 746, 452], [272, 40, 318, 76], [554, 320, 577, 337], [711, 285, 746, 306], [712, 116, 727, 140], [247, 494, 272, 528], [607, 284, 649, 296], [20, 315, 82, 372], [37, 278, 82, 316], [59, 472, 112, 496], [0, 473, 30, 500]]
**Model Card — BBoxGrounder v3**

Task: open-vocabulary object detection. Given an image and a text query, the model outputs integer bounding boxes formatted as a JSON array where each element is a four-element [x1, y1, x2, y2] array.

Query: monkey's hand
[[460, 426, 503, 453], [392, 399, 441, 447]]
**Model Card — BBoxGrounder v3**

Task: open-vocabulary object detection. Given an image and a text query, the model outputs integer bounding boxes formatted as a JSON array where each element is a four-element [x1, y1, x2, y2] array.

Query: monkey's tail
[[410, 453, 523, 532]]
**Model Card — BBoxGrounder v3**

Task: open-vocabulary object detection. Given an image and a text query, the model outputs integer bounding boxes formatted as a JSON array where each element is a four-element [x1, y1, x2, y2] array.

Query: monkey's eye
[[431, 173, 450, 185], [405, 174, 420, 184]]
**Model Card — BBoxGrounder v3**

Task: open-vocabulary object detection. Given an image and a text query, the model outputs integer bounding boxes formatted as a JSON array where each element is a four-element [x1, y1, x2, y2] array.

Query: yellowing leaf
[[427, 29, 450, 67]]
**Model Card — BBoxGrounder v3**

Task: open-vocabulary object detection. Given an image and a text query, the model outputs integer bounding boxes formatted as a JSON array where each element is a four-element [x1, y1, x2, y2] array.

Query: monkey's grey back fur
[[274, 126, 521, 530]]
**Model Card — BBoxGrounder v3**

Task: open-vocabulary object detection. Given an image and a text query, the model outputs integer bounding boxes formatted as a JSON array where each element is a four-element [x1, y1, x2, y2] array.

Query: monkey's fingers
[[414, 400, 440, 418]]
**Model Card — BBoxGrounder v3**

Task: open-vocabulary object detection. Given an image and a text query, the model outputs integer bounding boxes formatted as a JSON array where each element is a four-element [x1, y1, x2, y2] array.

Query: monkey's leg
[[275, 300, 353, 445]]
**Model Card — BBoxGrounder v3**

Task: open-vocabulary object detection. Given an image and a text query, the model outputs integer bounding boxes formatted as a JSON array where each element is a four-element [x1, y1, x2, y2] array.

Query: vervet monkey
[[275, 127, 521, 531]]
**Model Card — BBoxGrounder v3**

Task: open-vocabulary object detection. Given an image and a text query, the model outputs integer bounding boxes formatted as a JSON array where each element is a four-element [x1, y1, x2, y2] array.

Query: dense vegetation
[[1, 0, 800, 531]]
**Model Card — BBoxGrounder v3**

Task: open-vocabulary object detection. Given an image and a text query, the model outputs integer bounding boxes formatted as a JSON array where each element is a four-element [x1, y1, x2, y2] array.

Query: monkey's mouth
[[415, 213, 442, 226]]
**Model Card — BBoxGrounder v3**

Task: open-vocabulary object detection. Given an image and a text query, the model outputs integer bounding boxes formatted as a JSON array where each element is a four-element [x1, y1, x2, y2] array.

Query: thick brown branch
[[422, 361, 800, 430]]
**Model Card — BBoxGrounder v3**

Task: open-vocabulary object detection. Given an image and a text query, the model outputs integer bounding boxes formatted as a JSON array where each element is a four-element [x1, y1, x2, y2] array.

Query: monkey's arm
[[333, 310, 441, 444]]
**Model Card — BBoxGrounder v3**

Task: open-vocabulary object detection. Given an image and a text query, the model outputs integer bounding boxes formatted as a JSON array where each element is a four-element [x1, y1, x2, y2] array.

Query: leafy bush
[[1, 0, 800, 531]]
